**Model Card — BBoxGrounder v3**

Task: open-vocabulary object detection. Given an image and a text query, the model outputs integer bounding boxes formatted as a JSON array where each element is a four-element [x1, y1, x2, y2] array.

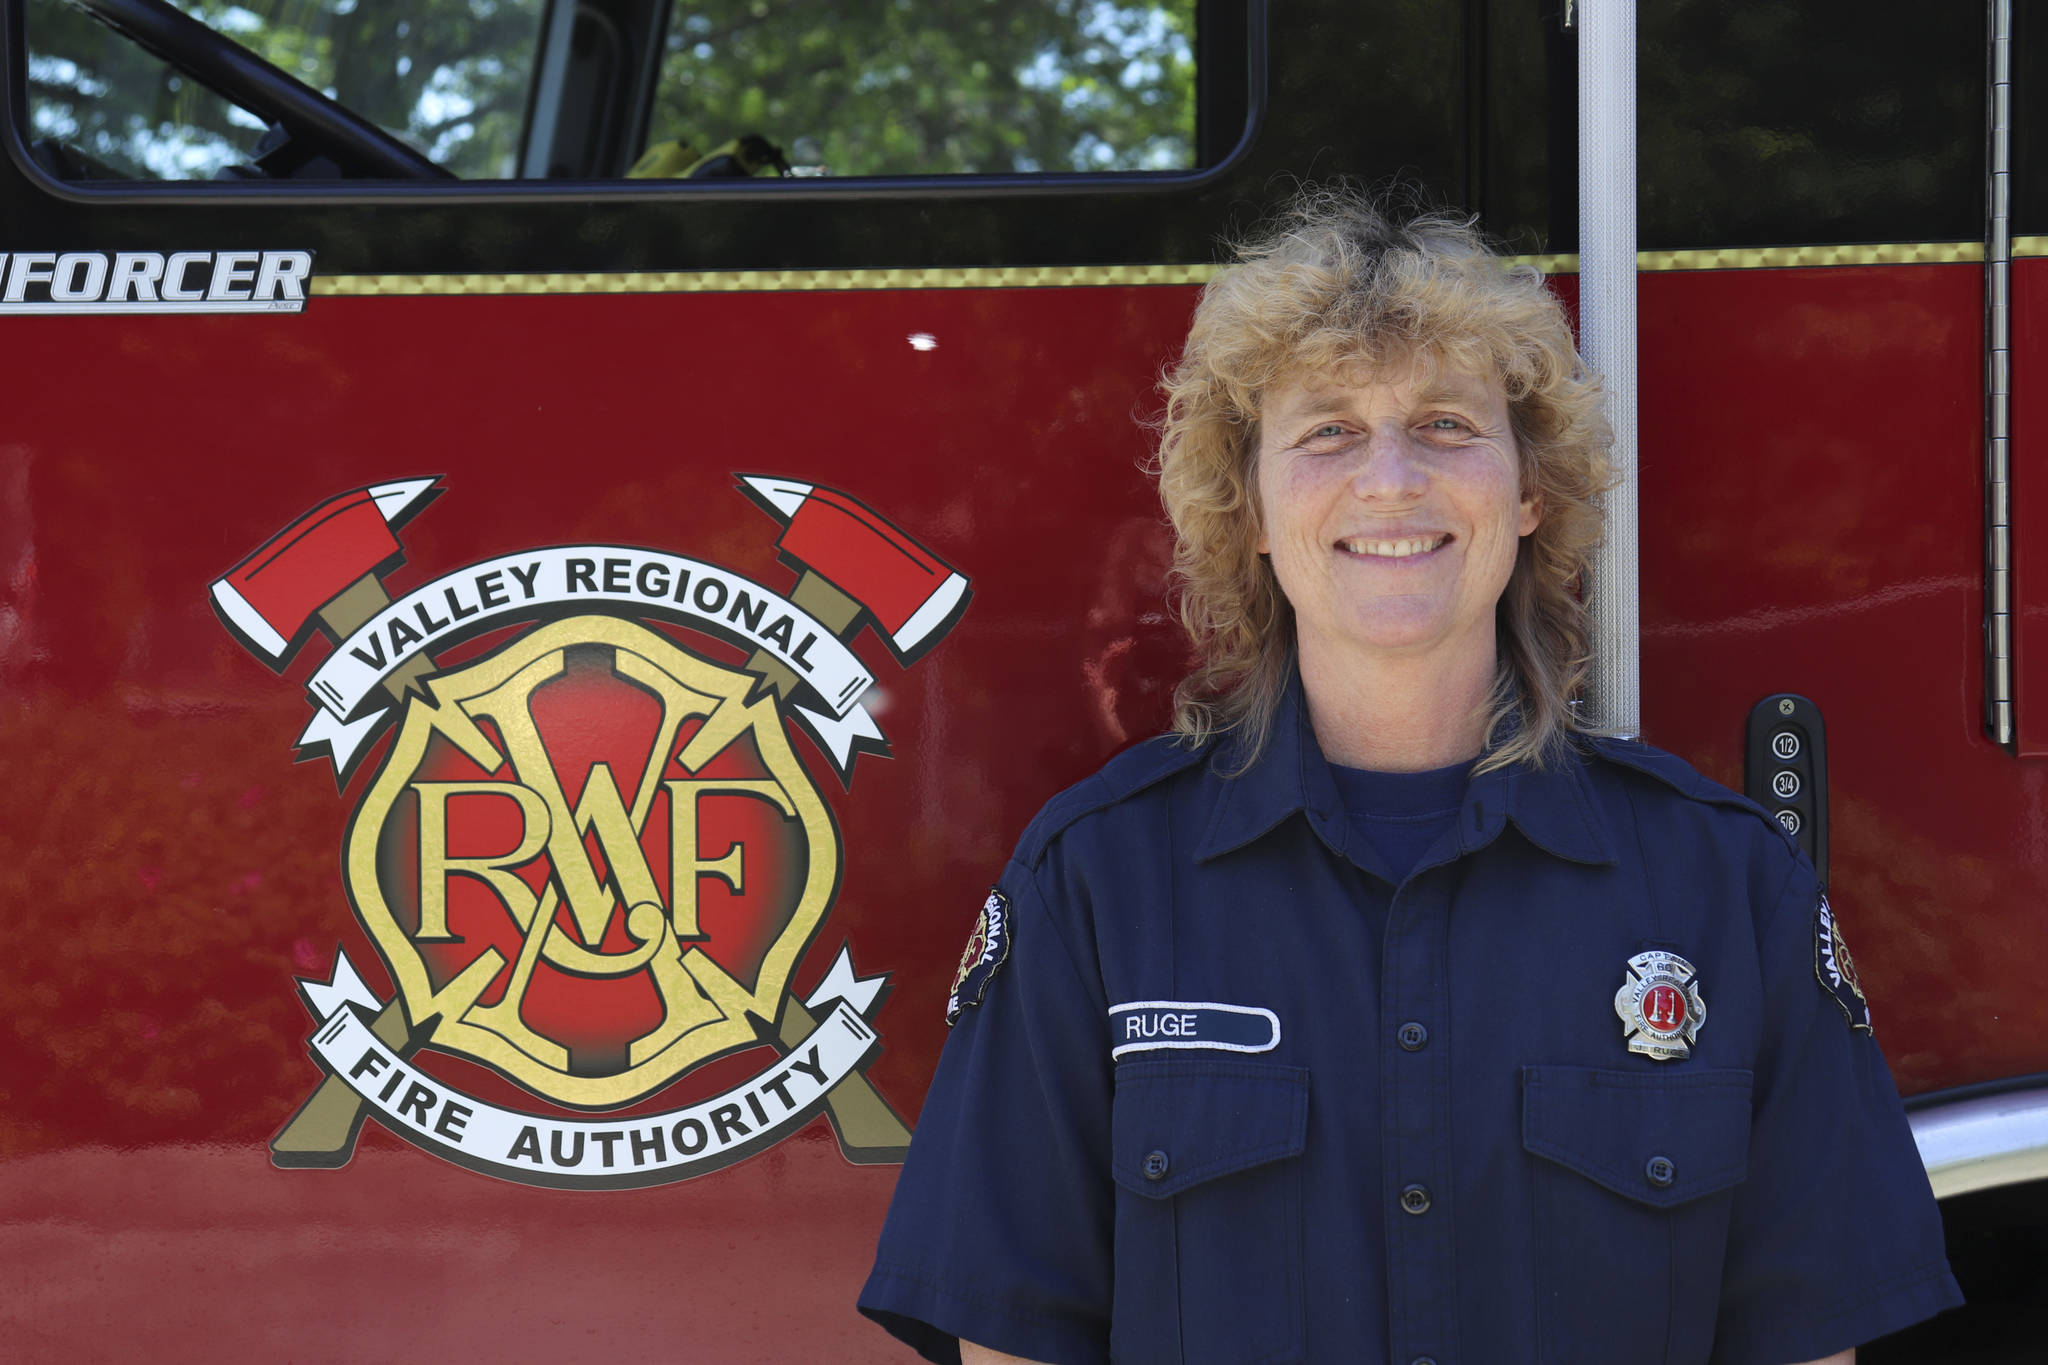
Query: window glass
[[25, 0, 548, 180], [2009, 0, 2048, 233], [22, 0, 1204, 182], [645, 2, 1199, 177], [28, 0, 254, 179], [1636, 0, 1982, 249], [1470, 0, 1984, 256]]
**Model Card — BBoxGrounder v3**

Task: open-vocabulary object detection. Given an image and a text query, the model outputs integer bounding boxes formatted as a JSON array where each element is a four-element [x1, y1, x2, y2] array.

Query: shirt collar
[[1193, 668, 1617, 868]]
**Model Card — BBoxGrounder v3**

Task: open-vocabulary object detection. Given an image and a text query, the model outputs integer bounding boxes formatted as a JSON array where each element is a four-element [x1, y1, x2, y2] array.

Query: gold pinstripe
[[1631, 241, 1982, 270], [309, 242, 1988, 297], [314, 263, 1219, 296]]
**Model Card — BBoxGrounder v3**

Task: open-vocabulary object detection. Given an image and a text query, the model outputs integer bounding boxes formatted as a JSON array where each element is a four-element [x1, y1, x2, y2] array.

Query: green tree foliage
[[27, 0, 544, 177], [24, 0, 1197, 181], [651, 0, 1194, 175], [28, 0, 544, 177]]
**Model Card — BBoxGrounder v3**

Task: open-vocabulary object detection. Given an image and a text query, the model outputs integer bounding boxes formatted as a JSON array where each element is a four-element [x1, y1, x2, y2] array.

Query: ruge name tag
[[1108, 1000, 1281, 1060]]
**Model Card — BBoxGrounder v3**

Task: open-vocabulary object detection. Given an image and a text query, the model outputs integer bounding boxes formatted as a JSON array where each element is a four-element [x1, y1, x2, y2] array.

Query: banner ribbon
[[300, 950, 885, 1188], [297, 546, 878, 771]]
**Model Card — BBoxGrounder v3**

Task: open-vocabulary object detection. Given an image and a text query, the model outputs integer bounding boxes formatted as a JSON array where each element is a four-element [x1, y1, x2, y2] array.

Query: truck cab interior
[[19, 0, 1251, 184]]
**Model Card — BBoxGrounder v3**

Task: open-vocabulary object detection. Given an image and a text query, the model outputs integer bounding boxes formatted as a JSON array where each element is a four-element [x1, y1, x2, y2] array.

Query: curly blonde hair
[[1155, 187, 1614, 772]]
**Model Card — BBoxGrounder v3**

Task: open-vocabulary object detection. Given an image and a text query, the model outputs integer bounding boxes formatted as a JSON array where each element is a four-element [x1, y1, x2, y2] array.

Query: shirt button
[[1142, 1149, 1170, 1181], [1411, 1358, 1439, 1365], [1397, 1021, 1429, 1051], [1399, 1183, 1431, 1215], [1646, 1155, 1676, 1188]]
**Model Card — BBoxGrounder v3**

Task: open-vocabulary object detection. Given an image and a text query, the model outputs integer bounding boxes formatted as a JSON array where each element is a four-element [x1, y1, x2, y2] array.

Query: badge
[[1614, 950, 1706, 1061], [946, 889, 1012, 1026], [208, 475, 971, 1186], [1815, 893, 1873, 1033]]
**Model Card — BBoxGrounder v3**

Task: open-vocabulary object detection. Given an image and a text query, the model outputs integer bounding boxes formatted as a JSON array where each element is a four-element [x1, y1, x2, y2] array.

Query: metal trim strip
[[1580, 0, 1641, 737], [1989, 0, 2016, 747], [1913, 1084, 2048, 1198]]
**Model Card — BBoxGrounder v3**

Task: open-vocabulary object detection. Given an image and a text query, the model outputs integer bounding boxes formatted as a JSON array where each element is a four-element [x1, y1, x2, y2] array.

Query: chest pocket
[[1522, 1066, 1754, 1365], [1110, 1058, 1310, 1365]]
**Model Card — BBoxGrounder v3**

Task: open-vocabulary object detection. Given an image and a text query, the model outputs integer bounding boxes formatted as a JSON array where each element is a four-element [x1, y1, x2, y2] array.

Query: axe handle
[[748, 570, 911, 1158], [270, 576, 438, 1165], [318, 573, 435, 701], [741, 571, 863, 701], [317, 575, 400, 641], [270, 1000, 413, 1166], [789, 571, 862, 634], [779, 995, 911, 1160]]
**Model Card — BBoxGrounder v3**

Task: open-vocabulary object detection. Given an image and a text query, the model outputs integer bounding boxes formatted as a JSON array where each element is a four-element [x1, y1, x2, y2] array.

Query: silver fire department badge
[[1614, 950, 1707, 1061]]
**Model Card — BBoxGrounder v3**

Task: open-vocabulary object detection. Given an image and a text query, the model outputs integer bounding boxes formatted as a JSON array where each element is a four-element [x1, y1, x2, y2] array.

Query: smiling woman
[[1156, 192, 1612, 772], [858, 187, 1962, 1365], [1252, 358, 1539, 769]]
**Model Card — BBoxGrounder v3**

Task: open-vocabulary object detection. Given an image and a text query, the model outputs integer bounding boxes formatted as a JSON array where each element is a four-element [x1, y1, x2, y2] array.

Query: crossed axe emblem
[[209, 475, 970, 1167], [212, 475, 970, 783]]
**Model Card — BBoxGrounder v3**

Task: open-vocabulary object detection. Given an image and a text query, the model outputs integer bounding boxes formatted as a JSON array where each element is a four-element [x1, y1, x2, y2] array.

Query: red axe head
[[739, 475, 970, 666], [210, 478, 440, 666]]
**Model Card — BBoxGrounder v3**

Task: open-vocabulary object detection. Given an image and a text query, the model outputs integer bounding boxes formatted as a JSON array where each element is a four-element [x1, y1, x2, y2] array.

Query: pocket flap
[[1112, 1059, 1309, 1200], [1522, 1066, 1753, 1209]]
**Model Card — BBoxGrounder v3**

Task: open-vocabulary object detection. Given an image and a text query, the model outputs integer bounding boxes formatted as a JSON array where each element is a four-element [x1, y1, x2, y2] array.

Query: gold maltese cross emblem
[[1614, 950, 1707, 1061]]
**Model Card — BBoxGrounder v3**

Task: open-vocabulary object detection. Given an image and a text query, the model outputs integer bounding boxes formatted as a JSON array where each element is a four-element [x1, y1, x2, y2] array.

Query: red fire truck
[[1, 0, 2039, 1359]]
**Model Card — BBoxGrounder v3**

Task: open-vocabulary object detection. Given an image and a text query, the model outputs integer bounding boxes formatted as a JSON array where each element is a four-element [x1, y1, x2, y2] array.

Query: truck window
[[1637, 1, 1981, 248], [22, 0, 1211, 183], [23, 0, 548, 179], [646, 1, 1196, 177]]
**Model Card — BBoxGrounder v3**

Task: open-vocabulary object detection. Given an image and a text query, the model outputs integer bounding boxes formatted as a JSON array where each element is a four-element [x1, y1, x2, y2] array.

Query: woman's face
[[1255, 353, 1539, 675]]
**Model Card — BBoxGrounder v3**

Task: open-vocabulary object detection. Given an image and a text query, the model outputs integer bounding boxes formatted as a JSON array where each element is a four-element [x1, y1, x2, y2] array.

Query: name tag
[[1108, 1000, 1281, 1060]]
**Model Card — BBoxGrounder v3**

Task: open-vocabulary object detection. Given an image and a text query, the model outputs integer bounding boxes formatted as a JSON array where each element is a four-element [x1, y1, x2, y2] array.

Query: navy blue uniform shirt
[[860, 683, 1961, 1364]]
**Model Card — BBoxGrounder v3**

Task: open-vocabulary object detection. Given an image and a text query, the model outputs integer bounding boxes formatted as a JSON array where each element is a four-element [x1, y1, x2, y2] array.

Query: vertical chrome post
[[1989, 0, 2015, 746], [1581, 0, 1640, 736]]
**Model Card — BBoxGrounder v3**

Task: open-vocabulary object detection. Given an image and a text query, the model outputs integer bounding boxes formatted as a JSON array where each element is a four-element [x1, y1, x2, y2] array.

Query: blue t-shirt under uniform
[[860, 680, 1961, 1365], [1328, 758, 1474, 887]]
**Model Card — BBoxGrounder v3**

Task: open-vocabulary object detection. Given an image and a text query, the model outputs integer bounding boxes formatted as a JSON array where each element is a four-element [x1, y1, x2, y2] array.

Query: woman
[[858, 190, 1959, 1365]]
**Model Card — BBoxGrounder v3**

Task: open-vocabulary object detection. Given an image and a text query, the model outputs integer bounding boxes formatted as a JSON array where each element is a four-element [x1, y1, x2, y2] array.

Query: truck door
[[0, 1, 1547, 1356]]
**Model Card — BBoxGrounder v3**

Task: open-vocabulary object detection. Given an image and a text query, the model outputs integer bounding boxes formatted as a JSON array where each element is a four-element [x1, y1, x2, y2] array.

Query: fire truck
[[0, 0, 2037, 1359]]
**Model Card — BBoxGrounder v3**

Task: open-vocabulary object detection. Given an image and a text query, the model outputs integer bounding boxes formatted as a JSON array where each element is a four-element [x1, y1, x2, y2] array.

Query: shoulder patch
[[945, 889, 1013, 1026], [1814, 892, 1873, 1034]]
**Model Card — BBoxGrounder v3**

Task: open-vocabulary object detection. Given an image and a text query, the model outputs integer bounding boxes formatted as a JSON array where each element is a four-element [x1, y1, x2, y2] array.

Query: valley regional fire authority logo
[[209, 475, 969, 1188]]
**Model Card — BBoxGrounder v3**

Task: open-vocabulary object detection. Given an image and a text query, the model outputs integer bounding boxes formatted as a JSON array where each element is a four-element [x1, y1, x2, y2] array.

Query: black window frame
[[3, 0, 1268, 205]]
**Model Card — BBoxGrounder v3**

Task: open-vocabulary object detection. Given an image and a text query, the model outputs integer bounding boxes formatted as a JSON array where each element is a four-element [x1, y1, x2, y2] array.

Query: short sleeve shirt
[[859, 682, 1961, 1365]]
